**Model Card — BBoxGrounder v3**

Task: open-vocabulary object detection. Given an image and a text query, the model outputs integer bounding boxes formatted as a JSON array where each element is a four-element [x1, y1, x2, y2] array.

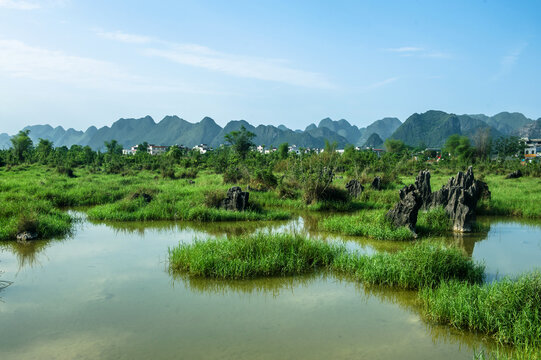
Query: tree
[[278, 143, 289, 160], [104, 140, 123, 156], [443, 134, 474, 163], [384, 139, 406, 154], [473, 128, 493, 160], [224, 125, 256, 159], [35, 138, 54, 164], [136, 142, 149, 155], [494, 136, 525, 158], [10, 130, 33, 164]]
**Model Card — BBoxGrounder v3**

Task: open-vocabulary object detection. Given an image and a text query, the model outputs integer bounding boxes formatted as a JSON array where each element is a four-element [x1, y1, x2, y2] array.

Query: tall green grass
[[319, 210, 414, 240], [169, 234, 484, 290], [332, 243, 484, 289], [420, 271, 541, 348], [169, 233, 342, 279]]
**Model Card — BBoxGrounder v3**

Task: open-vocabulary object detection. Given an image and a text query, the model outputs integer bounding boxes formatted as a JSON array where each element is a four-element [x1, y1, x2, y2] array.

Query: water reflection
[[0, 239, 57, 270], [172, 272, 321, 297]]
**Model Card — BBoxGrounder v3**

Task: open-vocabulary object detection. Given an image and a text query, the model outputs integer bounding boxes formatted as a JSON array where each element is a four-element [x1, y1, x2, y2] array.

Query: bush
[[178, 168, 198, 179], [203, 189, 226, 209], [56, 166, 76, 178]]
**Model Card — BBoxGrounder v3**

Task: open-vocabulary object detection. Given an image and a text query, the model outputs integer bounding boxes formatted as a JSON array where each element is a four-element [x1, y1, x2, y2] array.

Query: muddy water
[[0, 215, 540, 359]]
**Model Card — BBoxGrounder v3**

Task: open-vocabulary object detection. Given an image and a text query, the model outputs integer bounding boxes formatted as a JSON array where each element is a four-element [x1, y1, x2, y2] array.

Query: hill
[[390, 110, 502, 147]]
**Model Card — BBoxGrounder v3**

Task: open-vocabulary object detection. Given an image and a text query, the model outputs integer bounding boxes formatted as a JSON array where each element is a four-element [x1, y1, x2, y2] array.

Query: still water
[[0, 215, 540, 359]]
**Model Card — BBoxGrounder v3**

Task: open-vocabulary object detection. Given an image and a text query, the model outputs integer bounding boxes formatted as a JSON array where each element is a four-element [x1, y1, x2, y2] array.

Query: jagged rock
[[345, 180, 364, 198], [429, 166, 487, 232], [415, 170, 432, 209], [221, 187, 249, 211], [371, 176, 382, 190], [505, 170, 522, 179], [385, 184, 422, 233], [16, 231, 38, 242]]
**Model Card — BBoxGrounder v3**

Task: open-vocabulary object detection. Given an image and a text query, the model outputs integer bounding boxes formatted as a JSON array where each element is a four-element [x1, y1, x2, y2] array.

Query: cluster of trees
[[0, 127, 534, 183]]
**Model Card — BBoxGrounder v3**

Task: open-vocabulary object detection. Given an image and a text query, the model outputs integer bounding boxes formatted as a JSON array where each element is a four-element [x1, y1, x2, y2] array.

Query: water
[[0, 215, 540, 359]]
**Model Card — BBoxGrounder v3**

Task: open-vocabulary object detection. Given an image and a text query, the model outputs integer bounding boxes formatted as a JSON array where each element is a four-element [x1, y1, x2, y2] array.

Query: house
[[193, 144, 211, 154], [522, 138, 541, 159], [122, 144, 168, 155], [148, 145, 168, 155]]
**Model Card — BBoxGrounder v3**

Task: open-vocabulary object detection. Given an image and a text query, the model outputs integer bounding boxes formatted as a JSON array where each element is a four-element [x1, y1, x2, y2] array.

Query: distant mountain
[[363, 133, 384, 148], [390, 110, 502, 147], [317, 117, 363, 144], [358, 117, 401, 145], [0, 133, 10, 149], [516, 118, 541, 139], [470, 112, 533, 135], [7, 110, 536, 152]]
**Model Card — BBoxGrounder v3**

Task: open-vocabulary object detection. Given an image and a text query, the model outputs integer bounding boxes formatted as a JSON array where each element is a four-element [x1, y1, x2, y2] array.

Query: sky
[[0, 0, 540, 134]]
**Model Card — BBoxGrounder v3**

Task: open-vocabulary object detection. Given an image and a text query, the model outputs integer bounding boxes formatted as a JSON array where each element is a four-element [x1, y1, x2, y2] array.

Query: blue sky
[[0, 0, 539, 134]]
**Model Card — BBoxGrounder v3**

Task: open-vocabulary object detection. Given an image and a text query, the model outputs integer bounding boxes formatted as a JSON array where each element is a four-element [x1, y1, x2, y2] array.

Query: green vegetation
[[169, 234, 483, 290], [169, 233, 342, 279], [332, 243, 484, 289], [420, 271, 541, 348], [319, 210, 414, 241]]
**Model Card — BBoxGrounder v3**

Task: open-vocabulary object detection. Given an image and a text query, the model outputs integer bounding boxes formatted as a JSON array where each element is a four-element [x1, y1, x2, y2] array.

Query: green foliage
[[277, 142, 289, 159], [10, 130, 34, 164], [320, 210, 414, 241], [169, 233, 343, 279], [420, 271, 541, 347], [333, 242, 484, 289], [224, 125, 256, 159], [493, 136, 526, 158], [443, 134, 475, 163], [384, 138, 406, 154]]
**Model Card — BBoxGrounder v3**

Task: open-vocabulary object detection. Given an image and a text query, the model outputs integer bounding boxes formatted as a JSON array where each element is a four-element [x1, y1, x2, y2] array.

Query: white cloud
[[0, 0, 40, 9], [385, 47, 424, 53], [493, 42, 528, 81], [0, 0, 68, 9], [95, 30, 153, 44], [98, 30, 335, 89], [365, 77, 399, 89], [0, 39, 208, 93], [384, 46, 451, 59]]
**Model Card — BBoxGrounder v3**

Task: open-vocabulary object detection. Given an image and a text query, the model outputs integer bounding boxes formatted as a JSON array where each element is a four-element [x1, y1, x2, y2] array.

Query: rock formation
[[505, 170, 522, 179], [388, 167, 490, 233], [345, 180, 364, 198], [385, 184, 422, 233], [221, 187, 249, 211], [371, 176, 382, 190]]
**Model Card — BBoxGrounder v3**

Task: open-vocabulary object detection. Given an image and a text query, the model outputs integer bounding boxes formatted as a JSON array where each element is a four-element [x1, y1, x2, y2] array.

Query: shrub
[[203, 189, 226, 209]]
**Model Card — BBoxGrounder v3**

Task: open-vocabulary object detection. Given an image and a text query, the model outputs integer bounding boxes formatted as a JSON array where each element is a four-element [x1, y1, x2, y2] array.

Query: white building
[[193, 144, 210, 154], [123, 144, 168, 155]]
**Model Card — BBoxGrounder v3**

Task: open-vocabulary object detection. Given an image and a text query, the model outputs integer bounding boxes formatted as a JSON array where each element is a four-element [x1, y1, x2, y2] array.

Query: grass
[[169, 234, 484, 290], [168, 233, 342, 279], [420, 271, 541, 348], [332, 242, 484, 289], [319, 210, 414, 240], [0, 192, 73, 241]]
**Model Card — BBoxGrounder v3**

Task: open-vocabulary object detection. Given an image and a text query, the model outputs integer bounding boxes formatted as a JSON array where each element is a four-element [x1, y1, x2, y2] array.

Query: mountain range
[[0, 111, 539, 150]]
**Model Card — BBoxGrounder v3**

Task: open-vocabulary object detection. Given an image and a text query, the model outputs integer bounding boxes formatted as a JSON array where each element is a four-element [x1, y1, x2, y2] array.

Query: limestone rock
[[345, 179, 364, 198], [415, 170, 432, 209], [371, 176, 382, 190], [505, 170, 522, 179], [16, 231, 38, 242], [385, 184, 422, 233], [221, 187, 249, 211]]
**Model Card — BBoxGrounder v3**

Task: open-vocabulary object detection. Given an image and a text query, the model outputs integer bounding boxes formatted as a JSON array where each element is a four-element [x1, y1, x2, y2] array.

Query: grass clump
[[319, 210, 414, 241], [169, 233, 343, 279], [332, 243, 484, 289], [420, 271, 541, 348]]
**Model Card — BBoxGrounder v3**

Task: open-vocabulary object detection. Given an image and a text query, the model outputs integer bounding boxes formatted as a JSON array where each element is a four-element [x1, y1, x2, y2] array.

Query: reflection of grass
[[420, 271, 541, 348], [173, 272, 322, 296]]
